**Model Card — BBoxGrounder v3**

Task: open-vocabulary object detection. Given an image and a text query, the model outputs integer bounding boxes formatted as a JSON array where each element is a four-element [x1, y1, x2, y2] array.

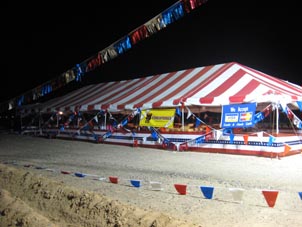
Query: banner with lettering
[[221, 103, 256, 128], [139, 109, 175, 128]]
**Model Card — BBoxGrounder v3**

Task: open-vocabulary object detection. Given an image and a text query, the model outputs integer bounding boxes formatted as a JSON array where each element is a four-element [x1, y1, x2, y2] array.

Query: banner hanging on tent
[[221, 103, 256, 128], [140, 109, 176, 128]]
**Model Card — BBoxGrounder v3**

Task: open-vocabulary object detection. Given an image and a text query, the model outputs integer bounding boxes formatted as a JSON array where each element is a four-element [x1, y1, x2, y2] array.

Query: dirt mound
[[0, 164, 198, 227]]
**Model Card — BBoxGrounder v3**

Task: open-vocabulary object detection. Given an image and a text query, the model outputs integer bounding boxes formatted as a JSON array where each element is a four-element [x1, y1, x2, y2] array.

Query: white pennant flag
[[186, 106, 192, 119], [257, 131, 263, 143], [150, 181, 163, 191], [293, 115, 301, 127], [94, 115, 98, 123], [229, 188, 245, 203], [215, 129, 222, 140]]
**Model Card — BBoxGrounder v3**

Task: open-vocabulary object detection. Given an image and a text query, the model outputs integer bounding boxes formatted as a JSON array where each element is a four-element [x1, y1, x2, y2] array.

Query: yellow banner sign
[[139, 109, 176, 128]]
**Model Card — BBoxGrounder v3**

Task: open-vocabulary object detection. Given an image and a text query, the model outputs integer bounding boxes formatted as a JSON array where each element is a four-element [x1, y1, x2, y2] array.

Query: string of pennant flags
[[2, 160, 302, 209], [33, 101, 302, 155], [3, 0, 208, 111]]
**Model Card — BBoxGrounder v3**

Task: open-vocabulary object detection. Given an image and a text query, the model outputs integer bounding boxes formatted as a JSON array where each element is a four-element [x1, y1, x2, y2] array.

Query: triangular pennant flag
[[74, 172, 86, 178], [151, 130, 158, 140], [268, 136, 276, 146], [257, 131, 263, 139], [284, 144, 291, 155], [133, 139, 138, 147], [229, 133, 235, 144], [150, 181, 163, 191], [195, 135, 205, 144], [186, 107, 192, 119], [298, 192, 302, 200], [243, 134, 249, 145], [206, 126, 211, 134], [229, 188, 245, 203], [61, 170, 72, 175], [216, 130, 222, 140], [195, 118, 202, 128], [174, 184, 187, 195], [130, 179, 141, 188], [262, 190, 279, 207], [109, 176, 118, 184], [200, 186, 214, 199], [94, 115, 98, 123], [296, 101, 302, 111], [176, 107, 181, 116], [257, 131, 264, 143]]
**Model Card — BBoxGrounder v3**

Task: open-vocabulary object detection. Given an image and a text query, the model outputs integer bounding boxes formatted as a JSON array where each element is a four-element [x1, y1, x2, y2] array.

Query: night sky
[[1, 1, 301, 104]]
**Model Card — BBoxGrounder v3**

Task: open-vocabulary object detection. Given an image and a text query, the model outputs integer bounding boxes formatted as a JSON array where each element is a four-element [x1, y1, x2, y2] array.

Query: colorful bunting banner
[[4, 161, 302, 209], [3, 0, 208, 111]]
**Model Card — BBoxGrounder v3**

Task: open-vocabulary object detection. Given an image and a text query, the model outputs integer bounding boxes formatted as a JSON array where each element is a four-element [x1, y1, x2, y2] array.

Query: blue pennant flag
[[268, 135, 276, 146], [296, 101, 302, 112], [195, 118, 202, 128], [195, 135, 205, 144], [163, 138, 170, 145], [200, 186, 214, 199], [103, 131, 112, 139], [253, 112, 264, 124], [121, 118, 128, 127], [176, 107, 181, 116], [130, 180, 141, 188], [93, 134, 99, 141], [229, 133, 235, 144], [151, 130, 158, 140]]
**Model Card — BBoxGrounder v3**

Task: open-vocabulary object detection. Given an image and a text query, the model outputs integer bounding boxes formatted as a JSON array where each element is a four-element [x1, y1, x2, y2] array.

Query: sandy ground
[[1, 133, 302, 227]]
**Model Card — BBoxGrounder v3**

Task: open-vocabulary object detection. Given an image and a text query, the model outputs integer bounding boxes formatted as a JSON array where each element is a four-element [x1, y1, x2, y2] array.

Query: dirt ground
[[1, 133, 302, 227]]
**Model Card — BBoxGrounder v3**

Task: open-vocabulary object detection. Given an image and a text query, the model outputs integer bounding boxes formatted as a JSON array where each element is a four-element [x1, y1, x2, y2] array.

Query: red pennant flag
[[109, 176, 118, 184], [174, 184, 187, 195], [206, 126, 211, 134], [61, 170, 72, 174], [262, 190, 279, 207], [243, 134, 249, 145]]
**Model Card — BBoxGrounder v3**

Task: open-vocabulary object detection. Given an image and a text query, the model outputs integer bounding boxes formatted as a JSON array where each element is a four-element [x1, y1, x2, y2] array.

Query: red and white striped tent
[[23, 62, 302, 113]]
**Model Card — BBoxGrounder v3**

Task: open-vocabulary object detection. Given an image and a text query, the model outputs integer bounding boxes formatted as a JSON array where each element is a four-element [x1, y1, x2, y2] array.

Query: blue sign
[[221, 103, 256, 128]]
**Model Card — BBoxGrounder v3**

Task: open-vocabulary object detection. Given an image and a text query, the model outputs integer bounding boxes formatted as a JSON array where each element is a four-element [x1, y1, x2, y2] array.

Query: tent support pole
[[182, 105, 184, 131], [104, 112, 107, 130], [20, 113, 23, 132], [276, 106, 279, 134]]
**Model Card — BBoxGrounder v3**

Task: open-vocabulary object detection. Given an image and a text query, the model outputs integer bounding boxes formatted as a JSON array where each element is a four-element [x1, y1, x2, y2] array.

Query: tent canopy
[[21, 62, 302, 113]]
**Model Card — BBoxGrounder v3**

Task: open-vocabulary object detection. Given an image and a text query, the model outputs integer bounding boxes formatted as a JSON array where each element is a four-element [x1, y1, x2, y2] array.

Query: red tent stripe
[[136, 66, 217, 108], [104, 72, 180, 109], [239, 63, 302, 96], [229, 79, 260, 103], [178, 64, 224, 103], [199, 68, 247, 104], [90, 77, 153, 107], [63, 81, 122, 109], [52, 84, 107, 110], [41, 85, 94, 111], [49, 83, 109, 111], [124, 70, 193, 108]]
